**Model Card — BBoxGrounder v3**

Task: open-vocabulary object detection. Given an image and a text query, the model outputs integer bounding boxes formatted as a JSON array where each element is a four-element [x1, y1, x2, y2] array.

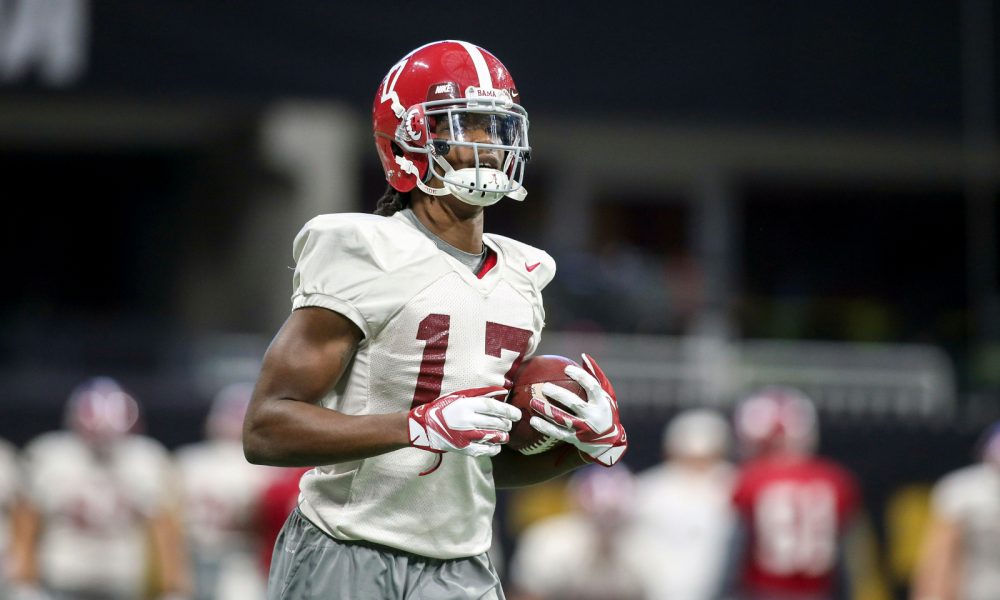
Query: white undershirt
[[398, 208, 487, 272]]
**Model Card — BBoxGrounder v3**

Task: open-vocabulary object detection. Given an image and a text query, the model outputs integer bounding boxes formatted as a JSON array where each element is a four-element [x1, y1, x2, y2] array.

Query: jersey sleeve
[[487, 233, 557, 291], [521, 249, 556, 292], [524, 251, 555, 359], [291, 214, 415, 339]]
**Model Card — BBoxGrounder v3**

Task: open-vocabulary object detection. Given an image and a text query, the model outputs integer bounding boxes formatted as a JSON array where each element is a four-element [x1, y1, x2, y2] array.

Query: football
[[506, 354, 586, 455]]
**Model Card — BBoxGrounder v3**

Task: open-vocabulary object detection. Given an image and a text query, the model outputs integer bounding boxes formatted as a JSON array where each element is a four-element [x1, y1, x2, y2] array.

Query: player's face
[[432, 113, 509, 171]]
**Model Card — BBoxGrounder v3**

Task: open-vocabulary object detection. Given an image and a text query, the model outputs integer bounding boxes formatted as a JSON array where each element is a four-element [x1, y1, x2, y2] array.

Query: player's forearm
[[912, 518, 960, 600], [244, 398, 410, 466], [149, 511, 192, 596], [7, 500, 41, 584], [492, 445, 587, 488]]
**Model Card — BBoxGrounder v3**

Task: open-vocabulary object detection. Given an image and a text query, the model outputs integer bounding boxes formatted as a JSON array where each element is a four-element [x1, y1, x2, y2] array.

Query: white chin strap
[[416, 158, 527, 207]]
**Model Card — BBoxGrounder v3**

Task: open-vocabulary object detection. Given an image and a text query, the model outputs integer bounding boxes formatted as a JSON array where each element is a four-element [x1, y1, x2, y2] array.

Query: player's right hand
[[529, 354, 627, 467], [408, 386, 522, 458]]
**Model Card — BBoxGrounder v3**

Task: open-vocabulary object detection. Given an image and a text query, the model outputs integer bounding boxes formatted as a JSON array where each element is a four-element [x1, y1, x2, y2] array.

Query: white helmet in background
[[65, 376, 141, 447], [663, 408, 731, 460]]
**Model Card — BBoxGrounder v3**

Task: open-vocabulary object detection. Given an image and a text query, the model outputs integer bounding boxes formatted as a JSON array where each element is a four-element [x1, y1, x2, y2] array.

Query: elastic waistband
[[292, 508, 460, 564]]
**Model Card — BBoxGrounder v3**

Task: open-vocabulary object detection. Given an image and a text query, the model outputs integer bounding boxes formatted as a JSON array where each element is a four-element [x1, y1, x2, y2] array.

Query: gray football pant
[[268, 509, 505, 600]]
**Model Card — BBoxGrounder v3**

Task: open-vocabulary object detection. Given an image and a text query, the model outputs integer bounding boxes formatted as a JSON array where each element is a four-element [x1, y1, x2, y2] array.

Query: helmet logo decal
[[465, 86, 511, 103], [403, 107, 424, 141], [454, 40, 493, 88], [380, 57, 409, 118]]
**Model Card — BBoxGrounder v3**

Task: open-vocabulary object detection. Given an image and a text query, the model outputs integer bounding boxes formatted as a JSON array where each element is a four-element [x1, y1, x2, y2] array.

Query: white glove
[[409, 386, 522, 458], [529, 354, 628, 467]]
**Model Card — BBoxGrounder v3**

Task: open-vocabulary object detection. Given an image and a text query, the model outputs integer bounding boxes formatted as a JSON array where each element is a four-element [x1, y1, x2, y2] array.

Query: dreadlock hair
[[374, 185, 411, 216]]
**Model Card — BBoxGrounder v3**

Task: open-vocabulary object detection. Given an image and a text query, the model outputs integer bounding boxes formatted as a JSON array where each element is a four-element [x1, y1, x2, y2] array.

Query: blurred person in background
[[0, 437, 22, 599], [175, 382, 272, 600], [717, 386, 862, 600], [241, 39, 627, 600], [255, 465, 309, 576], [508, 465, 646, 600], [632, 408, 736, 600], [911, 421, 1000, 600], [7, 377, 189, 600]]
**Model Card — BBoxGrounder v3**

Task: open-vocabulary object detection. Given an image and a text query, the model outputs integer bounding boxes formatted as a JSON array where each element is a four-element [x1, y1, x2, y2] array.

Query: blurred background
[[1, 1, 998, 599]]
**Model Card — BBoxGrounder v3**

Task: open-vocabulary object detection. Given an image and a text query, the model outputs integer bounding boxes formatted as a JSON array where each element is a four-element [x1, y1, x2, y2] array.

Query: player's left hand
[[528, 353, 627, 466]]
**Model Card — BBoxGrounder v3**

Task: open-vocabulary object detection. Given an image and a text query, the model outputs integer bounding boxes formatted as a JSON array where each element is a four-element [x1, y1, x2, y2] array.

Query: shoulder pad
[[291, 213, 443, 338], [486, 233, 557, 290], [293, 213, 432, 272]]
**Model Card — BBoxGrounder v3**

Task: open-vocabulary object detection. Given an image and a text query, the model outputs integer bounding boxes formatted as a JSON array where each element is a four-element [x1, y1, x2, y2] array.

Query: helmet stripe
[[455, 40, 493, 89]]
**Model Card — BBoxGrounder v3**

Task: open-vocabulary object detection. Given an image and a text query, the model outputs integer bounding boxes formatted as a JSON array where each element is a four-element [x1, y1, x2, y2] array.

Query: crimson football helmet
[[372, 40, 530, 207], [64, 376, 141, 446], [734, 386, 818, 457]]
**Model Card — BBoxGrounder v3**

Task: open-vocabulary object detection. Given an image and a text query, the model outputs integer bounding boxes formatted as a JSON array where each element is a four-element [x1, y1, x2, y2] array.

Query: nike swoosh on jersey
[[525, 262, 541, 272]]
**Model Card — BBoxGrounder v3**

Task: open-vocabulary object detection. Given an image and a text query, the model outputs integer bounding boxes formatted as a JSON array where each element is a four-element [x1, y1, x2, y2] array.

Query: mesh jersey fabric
[[290, 211, 555, 559]]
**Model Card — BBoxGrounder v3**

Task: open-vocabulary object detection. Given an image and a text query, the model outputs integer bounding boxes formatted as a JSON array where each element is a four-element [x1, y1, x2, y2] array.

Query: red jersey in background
[[731, 455, 860, 598]]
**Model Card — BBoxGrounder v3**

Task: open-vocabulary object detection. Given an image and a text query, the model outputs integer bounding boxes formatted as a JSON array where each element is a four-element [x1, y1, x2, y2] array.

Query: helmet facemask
[[392, 94, 530, 207]]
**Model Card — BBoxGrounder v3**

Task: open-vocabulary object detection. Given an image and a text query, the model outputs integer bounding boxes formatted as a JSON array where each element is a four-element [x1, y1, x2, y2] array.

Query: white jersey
[[932, 463, 1000, 600], [176, 439, 272, 600], [22, 431, 174, 598], [176, 439, 273, 554], [631, 462, 736, 600], [510, 513, 648, 600], [292, 212, 554, 559]]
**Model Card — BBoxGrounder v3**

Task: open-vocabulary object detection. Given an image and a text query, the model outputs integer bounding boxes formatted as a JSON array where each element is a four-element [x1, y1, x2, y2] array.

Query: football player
[[718, 387, 862, 600], [241, 40, 627, 599], [509, 465, 647, 600], [7, 377, 189, 600], [632, 409, 737, 600], [175, 383, 273, 600], [254, 465, 310, 575], [912, 421, 1000, 600]]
